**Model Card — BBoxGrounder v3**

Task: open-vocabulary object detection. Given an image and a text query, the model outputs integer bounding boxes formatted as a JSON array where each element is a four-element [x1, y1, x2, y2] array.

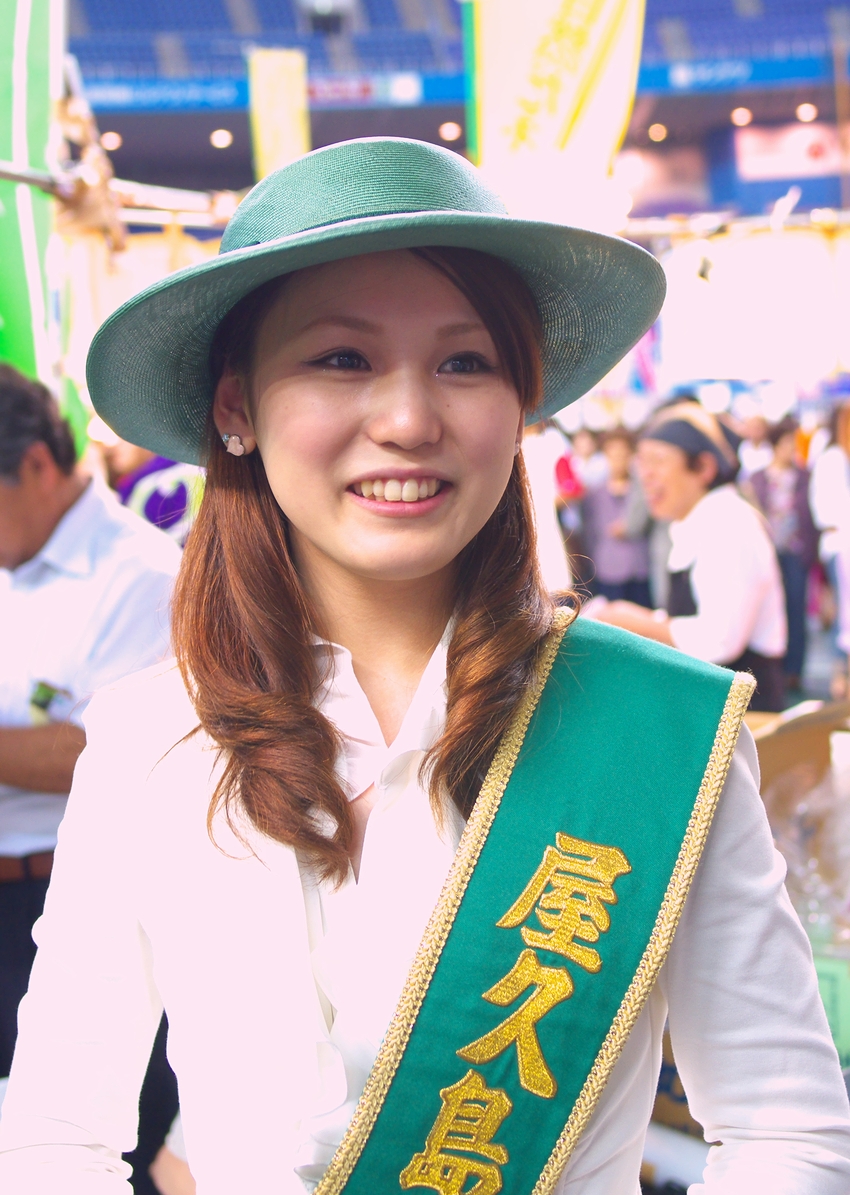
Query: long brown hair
[[172, 246, 557, 884]]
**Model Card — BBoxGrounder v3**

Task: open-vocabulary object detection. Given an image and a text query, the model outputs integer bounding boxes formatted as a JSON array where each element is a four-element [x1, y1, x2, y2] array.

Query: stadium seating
[[71, 0, 840, 83]]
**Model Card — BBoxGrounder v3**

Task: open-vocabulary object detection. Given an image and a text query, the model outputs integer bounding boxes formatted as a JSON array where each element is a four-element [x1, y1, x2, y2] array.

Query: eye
[[439, 353, 494, 375], [312, 349, 371, 371]]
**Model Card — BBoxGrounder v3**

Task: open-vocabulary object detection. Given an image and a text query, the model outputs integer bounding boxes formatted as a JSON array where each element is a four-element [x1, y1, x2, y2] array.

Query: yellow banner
[[467, 0, 645, 229], [248, 48, 310, 181]]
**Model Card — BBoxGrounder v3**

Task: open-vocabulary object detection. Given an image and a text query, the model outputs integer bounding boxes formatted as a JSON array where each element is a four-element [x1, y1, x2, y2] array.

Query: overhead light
[[796, 102, 818, 123], [438, 121, 462, 142], [731, 107, 753, 127], [100, 130, 122, 151], [210, 128, 233, 149], [648, 123, 668, 142]]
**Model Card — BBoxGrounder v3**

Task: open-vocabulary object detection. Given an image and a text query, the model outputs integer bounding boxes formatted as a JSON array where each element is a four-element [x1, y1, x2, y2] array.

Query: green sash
[[315, 613, 754, 1195]]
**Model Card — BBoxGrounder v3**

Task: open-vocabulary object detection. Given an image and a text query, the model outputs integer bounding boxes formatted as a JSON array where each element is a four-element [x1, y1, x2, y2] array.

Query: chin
[[349, 553, 456, 583]]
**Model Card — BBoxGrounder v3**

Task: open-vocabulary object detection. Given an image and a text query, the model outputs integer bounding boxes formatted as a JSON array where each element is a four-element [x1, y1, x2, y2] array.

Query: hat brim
[[87, 210, 665, 465]]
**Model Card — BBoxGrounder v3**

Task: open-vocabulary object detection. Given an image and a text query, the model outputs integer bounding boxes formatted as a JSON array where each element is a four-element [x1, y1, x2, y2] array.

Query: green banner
[[0, 0, 61, 382]]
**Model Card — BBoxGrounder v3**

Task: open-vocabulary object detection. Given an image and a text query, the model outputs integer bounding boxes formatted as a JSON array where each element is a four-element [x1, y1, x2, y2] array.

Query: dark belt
[[0, 851, 54, 883]]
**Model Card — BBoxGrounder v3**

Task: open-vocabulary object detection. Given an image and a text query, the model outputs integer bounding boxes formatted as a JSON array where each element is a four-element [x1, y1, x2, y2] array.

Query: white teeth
[[355, 478, 442, 501]]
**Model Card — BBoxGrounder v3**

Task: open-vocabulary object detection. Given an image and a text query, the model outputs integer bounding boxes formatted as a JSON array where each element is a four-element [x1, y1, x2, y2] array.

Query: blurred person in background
[[590, 403, 787, 711], [569, 426, 608, 488], [99, 434, 204, 548], [582, 428, 651, 606], [809, 403, 850, 698], [0, 364, 180, 1081], [738, 414, 773, 481], [521, 418, 572, 592], [748, 417, 818, 694]]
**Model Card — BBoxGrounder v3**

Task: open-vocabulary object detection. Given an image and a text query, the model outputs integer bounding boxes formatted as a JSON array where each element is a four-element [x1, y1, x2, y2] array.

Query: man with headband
[[591, 403, 787, 711]]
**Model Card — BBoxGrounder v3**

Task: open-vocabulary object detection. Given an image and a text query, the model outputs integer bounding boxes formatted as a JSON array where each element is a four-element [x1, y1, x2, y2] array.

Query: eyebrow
[[295, 316, 488, 338]]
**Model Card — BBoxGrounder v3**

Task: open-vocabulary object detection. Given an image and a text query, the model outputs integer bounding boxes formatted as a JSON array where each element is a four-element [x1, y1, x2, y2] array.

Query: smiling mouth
[[351, 478, 443, 503]]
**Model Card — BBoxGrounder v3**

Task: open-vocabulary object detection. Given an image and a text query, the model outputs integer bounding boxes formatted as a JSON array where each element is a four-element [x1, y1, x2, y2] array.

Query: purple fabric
[[749, 466, 819, 569], [582, 482, 650, 585], [117, 456, 188, 534]]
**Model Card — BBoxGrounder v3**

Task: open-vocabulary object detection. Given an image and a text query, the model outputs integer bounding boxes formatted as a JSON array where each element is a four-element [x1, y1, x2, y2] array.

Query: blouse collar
[[311, 621, 452, 803]]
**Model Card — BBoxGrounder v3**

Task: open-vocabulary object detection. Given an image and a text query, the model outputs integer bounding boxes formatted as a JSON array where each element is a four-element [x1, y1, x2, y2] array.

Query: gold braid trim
[[531, 668, 756, 1195], [314, 606, 575, 1195]]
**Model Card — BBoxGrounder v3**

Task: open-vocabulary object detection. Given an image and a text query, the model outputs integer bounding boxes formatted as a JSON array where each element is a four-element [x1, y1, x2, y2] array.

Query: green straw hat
[[87, 137, 665, 466]]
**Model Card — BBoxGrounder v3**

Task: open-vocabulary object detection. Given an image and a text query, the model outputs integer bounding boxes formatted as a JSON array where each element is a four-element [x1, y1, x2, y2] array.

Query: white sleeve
[[660, 729, 850, 1194], [668, 529, 771, 664], [0, 692, 162, 1193], [809, 451, 844, 534], [71, 565, 174, 723]]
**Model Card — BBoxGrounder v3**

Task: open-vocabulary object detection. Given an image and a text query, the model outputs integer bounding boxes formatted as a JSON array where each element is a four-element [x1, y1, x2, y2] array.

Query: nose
[[365, 368, 442, 452]]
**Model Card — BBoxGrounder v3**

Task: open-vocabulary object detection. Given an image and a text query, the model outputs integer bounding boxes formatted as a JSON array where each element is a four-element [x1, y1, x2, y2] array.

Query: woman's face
[[773, 432, 797, 469], [603, 437, 632, 480], [214, 250, 524, 589], [636, 438, 715, 522]]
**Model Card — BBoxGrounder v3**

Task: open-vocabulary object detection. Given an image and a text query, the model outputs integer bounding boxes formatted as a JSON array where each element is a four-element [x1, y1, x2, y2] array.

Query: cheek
[[456, 392, 521, 475], [254, 392, 355, 494]]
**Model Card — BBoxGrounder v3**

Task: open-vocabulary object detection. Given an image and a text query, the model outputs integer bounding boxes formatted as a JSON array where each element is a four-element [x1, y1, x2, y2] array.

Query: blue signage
[[85, 73, 466, 112], [638, 54, 834, 95], [85, 78, 249, 111], [84, 54, 837, 114]]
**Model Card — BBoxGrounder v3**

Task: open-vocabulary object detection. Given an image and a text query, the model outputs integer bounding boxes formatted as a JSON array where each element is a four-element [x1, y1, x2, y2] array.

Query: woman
[[0, 139, 847, 1194], [748, 417, 818, 692], [594, 403, 789, 713], [809, 403, 850, 698], [582, 428, 651, 608]]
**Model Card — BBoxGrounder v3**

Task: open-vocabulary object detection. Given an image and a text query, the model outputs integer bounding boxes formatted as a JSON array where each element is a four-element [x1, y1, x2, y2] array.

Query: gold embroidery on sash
[[458, 949, 573, 1098], [399, 1070, 512, 1195], [498, 834, 632, 971], [457, 834, 631, 1099]]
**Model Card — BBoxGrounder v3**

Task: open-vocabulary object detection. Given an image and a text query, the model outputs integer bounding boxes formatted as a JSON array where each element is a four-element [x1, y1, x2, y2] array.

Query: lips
[[352, 478, 442, 503]]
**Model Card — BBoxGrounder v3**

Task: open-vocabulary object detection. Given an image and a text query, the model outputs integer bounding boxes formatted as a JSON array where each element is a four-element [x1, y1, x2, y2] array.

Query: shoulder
[[562, 616, 741, 700], [701, 487, 771, 547], [83, 658, 200, 758], [92, 486, 182, 578], [812, 445, 844, 475]]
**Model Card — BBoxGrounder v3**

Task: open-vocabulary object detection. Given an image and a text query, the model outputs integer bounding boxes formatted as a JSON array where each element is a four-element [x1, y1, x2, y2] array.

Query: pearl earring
[[222, 434, 245, 457], [514, 442, 521, 456]]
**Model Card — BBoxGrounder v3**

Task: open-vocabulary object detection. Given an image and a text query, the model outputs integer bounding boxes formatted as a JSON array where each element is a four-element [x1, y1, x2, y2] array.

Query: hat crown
[[220, 137, 507, 254]]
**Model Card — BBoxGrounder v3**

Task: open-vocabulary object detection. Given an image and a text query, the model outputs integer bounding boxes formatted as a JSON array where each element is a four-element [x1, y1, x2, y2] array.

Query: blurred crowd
[[522, 398, 850, 711]]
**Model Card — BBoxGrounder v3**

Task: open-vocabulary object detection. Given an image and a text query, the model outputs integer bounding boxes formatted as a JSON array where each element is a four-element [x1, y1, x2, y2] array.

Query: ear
[[212, 371, 257, 454], [515, 409, 526, 451], [696, 451, 719, 488], [18, 441, 62, 490]]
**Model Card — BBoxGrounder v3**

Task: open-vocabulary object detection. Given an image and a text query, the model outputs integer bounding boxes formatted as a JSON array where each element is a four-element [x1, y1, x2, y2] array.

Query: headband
[[641, 404, 740, 482]]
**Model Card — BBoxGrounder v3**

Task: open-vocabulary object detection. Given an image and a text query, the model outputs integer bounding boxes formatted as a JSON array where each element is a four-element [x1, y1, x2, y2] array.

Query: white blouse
[[0, 638, 849, 1194], [667, 485, 787, 664]]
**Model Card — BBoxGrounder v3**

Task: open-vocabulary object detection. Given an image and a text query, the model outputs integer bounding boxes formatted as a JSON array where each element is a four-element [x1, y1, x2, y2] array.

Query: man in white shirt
[[590, 403, 787, 710], [0, 365, 180, 1077]]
